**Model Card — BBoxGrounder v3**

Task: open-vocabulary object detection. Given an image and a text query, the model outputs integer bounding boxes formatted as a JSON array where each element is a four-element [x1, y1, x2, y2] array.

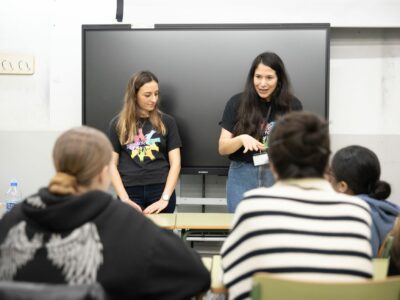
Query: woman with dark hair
[[109, 71, 181, 214], [0, 126, 210, 299], [329, 145, 400, 256], [219, 51, 302, 212], [221, 112, 372, 300]]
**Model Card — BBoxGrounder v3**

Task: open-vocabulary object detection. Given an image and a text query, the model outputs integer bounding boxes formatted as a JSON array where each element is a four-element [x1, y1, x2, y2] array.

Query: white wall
[[122, 0, 400, 28], [1, 0, 400, 203], [329, 28, 400, 203], [330, 29, 400, 135]]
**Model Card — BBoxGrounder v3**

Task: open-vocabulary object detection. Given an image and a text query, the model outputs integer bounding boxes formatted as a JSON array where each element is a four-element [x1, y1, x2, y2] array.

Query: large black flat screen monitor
[[82, 24, 330, 175]]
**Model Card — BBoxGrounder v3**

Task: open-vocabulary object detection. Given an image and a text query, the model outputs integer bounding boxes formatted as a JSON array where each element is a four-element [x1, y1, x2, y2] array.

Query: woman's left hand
[[143, 199, 169, 214]]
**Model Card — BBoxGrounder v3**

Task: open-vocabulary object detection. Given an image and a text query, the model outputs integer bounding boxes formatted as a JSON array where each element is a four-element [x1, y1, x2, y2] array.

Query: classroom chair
[[379, 235, 394, 258], [251, 272, 400, 300]]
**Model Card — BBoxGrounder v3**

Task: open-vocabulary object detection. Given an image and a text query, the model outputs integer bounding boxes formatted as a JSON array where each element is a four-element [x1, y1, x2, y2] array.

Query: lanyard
[[261, 104, 273, 149], [262, 104, 272, 137]]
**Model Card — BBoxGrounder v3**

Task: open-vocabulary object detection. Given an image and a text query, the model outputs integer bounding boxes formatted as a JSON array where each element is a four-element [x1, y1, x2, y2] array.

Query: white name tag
[[253, 153, 269, 166]]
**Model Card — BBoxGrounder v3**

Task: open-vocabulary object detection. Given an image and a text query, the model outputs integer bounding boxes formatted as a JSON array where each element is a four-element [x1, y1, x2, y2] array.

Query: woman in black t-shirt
[[109, 71, 182, 214], [219, 52, 302, 212]]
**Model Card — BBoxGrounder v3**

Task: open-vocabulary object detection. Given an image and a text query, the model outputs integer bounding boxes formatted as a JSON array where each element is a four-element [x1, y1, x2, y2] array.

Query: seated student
[[0, 126, 210, 300], [220, 112, 373, 300], [329, 145, 400, 257], [387, 218, 400, 275]]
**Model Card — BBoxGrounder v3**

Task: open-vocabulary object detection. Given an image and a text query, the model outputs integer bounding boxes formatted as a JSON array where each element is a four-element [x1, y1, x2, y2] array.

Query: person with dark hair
[[0, 126, 210, 300], [219, 51, 303, 212], [109, 71, 182, 214], [329, 145, 400, 256], [221, 112, 372, 300]]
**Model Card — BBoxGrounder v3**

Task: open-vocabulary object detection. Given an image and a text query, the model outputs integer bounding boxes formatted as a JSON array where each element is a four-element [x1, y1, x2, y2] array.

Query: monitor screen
[[82, 24, 330, 175]]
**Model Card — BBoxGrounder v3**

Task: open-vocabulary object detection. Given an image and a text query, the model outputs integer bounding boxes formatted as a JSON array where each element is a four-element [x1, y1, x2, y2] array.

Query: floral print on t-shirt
[[126, 128, 160, 161]]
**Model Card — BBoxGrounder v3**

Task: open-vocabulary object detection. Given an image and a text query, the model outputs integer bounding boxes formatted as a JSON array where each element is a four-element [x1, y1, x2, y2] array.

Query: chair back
[[379, 235, 394, 258], [251, 273, 400, 300], [0, 281, 107, 300]]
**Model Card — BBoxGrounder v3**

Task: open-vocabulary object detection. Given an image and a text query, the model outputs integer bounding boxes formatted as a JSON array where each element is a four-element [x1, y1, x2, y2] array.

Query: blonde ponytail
[[49, 126, 113, 195], [48, 172, 78, 195]]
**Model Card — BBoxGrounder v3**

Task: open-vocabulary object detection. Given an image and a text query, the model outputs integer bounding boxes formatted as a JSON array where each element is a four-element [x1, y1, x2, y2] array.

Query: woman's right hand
[[122, 198, 143, 213], [240, 134, 265, 153]]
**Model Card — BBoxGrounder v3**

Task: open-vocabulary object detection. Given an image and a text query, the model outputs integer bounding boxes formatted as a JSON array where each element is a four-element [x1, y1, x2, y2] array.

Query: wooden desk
[[202, 256, 212, 271], [201, 255, 227, 295], [146, 213, 233, 230], [373, 258, 389, 280], [175, 213, 233, 230], [211, 255, 227, 294], [146, 213, 176, 229], [175, 213, 233, 244], [205, 257, 388, 296], [203, 256, 386, 296]]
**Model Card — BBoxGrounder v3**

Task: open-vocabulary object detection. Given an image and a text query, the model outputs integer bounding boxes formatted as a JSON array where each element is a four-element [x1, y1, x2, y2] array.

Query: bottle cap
[[10, 180, 18, 187]]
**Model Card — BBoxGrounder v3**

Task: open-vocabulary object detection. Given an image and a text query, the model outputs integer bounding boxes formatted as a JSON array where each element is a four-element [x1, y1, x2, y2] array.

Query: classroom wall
[[1, 0, 399, 204]]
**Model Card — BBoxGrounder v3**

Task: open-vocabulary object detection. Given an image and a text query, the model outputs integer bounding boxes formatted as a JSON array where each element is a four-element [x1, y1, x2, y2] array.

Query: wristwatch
[[162, 193, 170, 201]]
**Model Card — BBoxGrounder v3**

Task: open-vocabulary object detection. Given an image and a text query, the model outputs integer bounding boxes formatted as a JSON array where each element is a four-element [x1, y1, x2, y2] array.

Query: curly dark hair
[[268, 111, 330, 179]]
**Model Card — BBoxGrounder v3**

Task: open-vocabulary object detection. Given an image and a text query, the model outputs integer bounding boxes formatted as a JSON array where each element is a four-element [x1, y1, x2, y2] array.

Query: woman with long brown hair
[[109, 71, 181, 214], [219, 52, 302, 212]]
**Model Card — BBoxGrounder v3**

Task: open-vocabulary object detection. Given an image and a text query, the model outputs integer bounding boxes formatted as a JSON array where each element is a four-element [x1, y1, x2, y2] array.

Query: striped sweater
[[221, 178, 373, 300]]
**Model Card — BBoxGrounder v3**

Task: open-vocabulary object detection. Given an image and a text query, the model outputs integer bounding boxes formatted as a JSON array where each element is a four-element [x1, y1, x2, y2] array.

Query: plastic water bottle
[[5, 180, 22, 213]]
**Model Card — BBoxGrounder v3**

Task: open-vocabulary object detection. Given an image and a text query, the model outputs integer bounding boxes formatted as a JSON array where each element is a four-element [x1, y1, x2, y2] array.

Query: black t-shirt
[[108, 113, 182, 187], [219, 92, 303, 163]]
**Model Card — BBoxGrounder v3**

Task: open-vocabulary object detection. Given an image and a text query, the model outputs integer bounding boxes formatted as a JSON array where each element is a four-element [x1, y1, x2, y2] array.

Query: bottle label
[[6, 200, 17, 212]]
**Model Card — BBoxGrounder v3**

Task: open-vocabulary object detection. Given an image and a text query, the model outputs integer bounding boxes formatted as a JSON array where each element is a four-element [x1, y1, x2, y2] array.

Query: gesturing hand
[[144, 199, 169, 214], [240, 134, 265, 153]]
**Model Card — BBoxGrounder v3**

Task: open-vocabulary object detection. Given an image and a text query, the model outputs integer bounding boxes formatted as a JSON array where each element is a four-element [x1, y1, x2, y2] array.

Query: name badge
[[253, 152, 269, 166]]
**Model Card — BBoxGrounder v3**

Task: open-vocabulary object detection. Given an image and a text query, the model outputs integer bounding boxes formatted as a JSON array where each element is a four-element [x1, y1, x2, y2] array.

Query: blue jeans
[[125, 183, 176, 213], [226, 161, 274, 213]]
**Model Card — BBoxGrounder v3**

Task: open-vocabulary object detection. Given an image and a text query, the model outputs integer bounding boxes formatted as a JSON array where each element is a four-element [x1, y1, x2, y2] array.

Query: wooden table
[[175, 212, 233, 246], [175, 213, 233, 230], [205, 257, 388, 296], [201, 255, 227, 295], [201, 256, 213, 271], [146, 213, 176, 229], [210, 255, 226, 294], [148, 214, 229, 295], [147, 213, 234, 246], [147, 213, 234, 230]]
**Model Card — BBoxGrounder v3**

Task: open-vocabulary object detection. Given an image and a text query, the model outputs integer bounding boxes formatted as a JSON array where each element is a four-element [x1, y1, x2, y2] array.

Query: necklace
[[137, 118, 147, 129]]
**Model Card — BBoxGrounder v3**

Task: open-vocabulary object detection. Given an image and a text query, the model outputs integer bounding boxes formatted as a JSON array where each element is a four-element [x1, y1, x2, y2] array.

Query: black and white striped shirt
[[221, 178, 373, 300]]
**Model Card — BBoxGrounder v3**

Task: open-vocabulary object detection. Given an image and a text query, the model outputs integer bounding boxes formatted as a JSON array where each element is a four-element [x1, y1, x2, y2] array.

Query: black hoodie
[[0, 188, 210, 300]]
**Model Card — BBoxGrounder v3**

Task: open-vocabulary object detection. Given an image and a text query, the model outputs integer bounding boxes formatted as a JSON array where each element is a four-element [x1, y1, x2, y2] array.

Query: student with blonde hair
[[109, 71, 181, 214], [0, 126, 210, 299]]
